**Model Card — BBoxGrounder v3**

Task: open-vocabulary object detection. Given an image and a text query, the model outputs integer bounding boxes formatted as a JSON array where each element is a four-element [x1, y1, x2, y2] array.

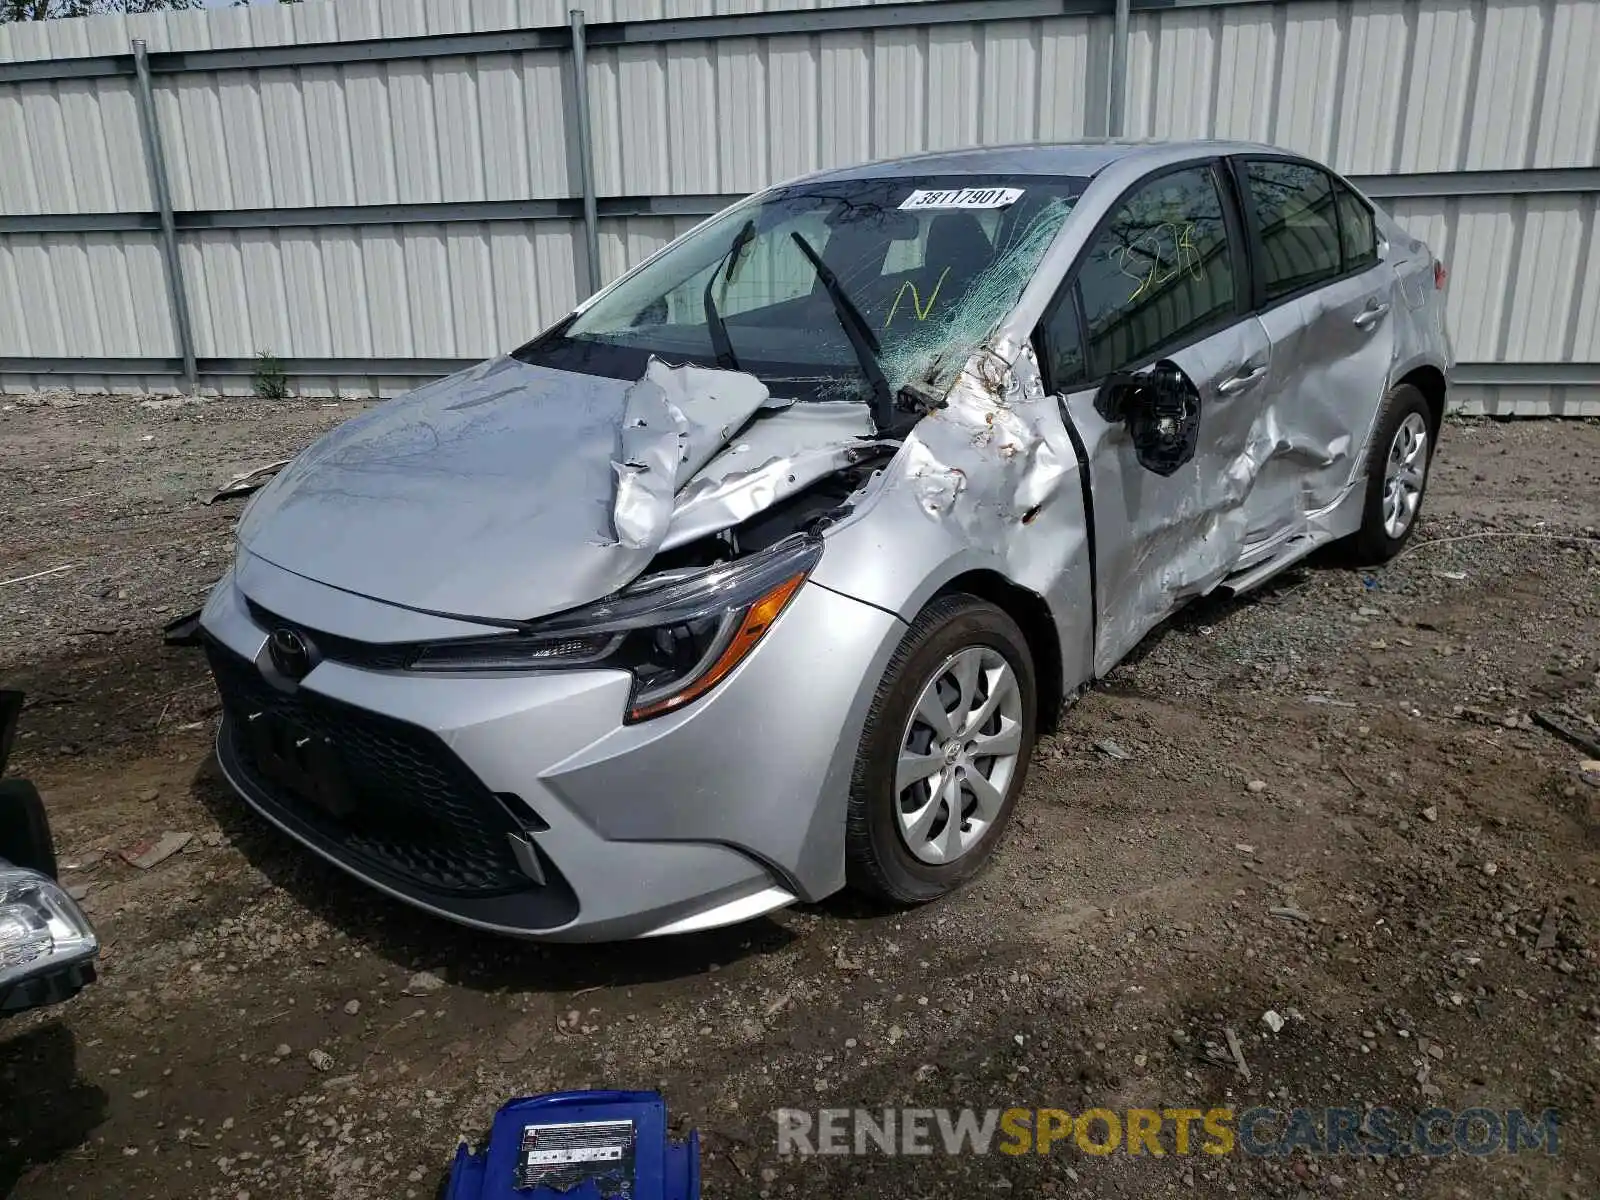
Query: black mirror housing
[[1093, 360, 1202, 478]]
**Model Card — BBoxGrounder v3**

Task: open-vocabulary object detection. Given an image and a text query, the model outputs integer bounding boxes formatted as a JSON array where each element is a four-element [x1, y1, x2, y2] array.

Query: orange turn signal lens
[[626, 572, 808, 721]]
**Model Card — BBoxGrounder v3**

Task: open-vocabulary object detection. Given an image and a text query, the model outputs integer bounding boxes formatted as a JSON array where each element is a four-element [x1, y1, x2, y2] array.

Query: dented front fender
[[812, 345, 1095, 697]]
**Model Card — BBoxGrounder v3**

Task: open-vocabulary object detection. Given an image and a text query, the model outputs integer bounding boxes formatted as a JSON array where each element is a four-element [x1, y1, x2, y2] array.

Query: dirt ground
[[1, 390, 1597, 1200]]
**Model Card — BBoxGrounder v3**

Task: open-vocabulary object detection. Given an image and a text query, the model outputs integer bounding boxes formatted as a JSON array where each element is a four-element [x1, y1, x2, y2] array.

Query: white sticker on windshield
[[899, 187, 1025, 211]]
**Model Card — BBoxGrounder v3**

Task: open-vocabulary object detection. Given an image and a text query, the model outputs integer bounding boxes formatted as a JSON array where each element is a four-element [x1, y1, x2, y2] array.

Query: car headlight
[[0, 866, 97, 985], [409, 535, 822, 722]]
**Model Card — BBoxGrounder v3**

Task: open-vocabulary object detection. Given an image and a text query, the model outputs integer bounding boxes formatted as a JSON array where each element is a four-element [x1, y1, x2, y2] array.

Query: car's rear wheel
[[1347, 383, 1436, 563], [846, 594, 1037, 904]]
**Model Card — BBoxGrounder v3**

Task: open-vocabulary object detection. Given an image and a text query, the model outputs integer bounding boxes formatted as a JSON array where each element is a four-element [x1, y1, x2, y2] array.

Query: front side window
[[517, 175, 1085, 402], [1243, 160, 1343, 299], [1038, 290, 1086, 391], [1075, 163, 1238, 377]]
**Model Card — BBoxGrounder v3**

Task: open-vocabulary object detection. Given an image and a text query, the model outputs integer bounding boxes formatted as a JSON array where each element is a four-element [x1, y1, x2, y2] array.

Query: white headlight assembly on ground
[[0, 866, 99, 1011]]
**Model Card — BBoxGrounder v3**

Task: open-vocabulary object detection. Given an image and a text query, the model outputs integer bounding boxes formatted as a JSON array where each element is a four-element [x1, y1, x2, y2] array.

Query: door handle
[[1354, 301, 1391, 329], [1215, 363, 1266, 396]]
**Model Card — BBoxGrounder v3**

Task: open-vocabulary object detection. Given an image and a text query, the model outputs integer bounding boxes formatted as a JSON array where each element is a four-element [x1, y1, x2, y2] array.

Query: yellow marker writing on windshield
[[885, 267, 951, 328]]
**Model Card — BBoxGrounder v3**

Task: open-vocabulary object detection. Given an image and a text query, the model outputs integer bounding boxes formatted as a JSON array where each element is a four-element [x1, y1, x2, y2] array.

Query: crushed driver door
[[1061, 322, 1271, 676], [1038, 159, 1272, 677]]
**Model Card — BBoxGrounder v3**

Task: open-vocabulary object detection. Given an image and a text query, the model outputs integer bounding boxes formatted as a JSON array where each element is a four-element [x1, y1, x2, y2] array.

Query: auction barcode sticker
[[516, 1119, 636, 1193], [899, 187, 1024, 210], [526, 1145, 624, 1166]]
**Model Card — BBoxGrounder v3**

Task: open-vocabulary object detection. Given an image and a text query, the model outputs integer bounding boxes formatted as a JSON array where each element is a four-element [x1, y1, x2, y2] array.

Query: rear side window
[[1075, 164, 1238, 377], [1243, 160, 1342, 299], [1334, 181, 1378, 272]]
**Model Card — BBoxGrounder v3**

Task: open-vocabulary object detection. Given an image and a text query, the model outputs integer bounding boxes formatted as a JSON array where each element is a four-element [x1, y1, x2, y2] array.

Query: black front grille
[[244, 599, 417, 671], [206, 640, 535, 896]]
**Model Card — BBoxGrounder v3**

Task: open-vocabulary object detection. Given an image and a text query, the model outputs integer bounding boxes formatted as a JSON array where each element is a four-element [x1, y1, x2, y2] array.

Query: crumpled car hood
[[237, 356, 866, 623], [239, 357, 651, 622]]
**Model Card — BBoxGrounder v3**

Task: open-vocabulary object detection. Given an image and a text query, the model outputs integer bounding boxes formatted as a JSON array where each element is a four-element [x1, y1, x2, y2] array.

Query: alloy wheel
[[894, 646, 1024, 866], [1382, 411, 1429, 539]]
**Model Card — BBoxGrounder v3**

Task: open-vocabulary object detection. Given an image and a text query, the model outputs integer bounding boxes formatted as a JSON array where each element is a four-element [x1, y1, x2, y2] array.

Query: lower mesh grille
[[206, 640, 535, 896]]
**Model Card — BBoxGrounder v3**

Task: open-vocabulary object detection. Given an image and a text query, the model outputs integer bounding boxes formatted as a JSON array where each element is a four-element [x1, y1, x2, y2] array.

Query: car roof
[[798, 139, 1286, 185]]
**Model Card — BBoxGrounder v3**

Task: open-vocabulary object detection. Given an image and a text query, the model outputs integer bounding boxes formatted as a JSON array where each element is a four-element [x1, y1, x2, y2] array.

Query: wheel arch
[[1395, 363, 1447, 440], [930, 570, 1065, 733]]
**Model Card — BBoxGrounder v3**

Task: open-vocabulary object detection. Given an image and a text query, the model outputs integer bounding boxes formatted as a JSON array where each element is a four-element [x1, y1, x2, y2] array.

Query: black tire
[[846, 594, 1037, 904], [1346, 383, 1436, 564], [0, 778, 57, 879]]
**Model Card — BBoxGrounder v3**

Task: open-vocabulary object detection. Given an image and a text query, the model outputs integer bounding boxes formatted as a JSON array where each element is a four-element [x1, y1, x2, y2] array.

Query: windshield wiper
[[788, 231, 901, 433], [703, 219, 756, 371]]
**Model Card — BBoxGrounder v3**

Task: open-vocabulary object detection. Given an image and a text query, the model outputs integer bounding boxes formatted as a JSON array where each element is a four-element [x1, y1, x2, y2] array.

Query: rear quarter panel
[[1373, 204, 1454, 379]]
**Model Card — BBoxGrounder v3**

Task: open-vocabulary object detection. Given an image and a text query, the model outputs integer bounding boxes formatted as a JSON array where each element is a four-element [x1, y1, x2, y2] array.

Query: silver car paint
[[1379, 206, 1454, 385], [660, 398, 880, 552], [1247, 262, 1395, 529], [203, 566, 905, 938], [612, 358, 773, 552], [817, 142, 1448, 677], [239, 355, 656, 624], [1061, 317, 1280, 674], [808, 344, 1097, 696], [539, 577, 905, 903], [203, 140, 1450, 940]]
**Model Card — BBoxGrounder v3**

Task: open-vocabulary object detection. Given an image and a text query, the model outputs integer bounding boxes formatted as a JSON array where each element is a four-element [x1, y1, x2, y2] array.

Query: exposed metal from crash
[[635, 201, 1079, 562], [660, 398, 882, 552], [611, 359, 772, 552], [899, 348, 1073, 536]]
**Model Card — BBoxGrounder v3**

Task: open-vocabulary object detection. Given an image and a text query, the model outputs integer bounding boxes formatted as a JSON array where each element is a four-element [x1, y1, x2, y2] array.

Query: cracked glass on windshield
[[516, 175, 1085, 402]]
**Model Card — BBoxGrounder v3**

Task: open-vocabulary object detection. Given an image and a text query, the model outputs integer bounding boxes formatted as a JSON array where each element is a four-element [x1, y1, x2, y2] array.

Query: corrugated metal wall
[[1, 0, 1597, 415]]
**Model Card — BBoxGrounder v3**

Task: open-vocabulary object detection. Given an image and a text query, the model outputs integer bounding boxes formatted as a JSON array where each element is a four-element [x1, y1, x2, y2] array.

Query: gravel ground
[[1, 391, 1598, 1200]]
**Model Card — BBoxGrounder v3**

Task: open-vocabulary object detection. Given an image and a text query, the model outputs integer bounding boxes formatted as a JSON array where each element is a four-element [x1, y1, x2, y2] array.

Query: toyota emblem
[[267, 627, 315, 681]]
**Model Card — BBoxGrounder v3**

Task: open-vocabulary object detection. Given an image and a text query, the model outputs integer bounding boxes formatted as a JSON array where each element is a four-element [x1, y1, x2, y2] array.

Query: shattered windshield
[[516, 174, 1085, 402]]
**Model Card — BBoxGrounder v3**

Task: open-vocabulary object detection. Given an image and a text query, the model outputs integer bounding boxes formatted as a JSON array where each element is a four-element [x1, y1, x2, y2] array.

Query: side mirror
[[1092, 373, 1139, 425], [1092, 360, 1201, 478]]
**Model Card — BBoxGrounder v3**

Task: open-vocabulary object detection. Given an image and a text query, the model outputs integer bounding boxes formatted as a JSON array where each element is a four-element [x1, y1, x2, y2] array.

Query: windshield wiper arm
[[788, 231, 901, 434], [703, 219, 756, 371]]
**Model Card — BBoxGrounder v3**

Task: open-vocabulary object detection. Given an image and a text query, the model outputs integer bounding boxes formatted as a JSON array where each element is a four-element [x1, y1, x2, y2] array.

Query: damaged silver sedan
[[201, 141, 1450, 940]]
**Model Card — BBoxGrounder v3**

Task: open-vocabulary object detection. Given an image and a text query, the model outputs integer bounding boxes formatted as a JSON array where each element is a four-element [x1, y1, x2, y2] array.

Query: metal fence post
[[1108, 0, 1130, 138], [568, 9, 603, 299], [131, 39, 198, 393]]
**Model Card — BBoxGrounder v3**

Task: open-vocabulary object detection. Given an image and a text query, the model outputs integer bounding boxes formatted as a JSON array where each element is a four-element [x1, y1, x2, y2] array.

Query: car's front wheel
[[846, 594, 1037, 904]]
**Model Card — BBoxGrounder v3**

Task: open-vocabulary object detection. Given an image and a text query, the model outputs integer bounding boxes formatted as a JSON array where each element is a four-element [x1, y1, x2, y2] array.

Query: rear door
[[1231, 157, 1398, 545], [1035, 159, 1273, 676]]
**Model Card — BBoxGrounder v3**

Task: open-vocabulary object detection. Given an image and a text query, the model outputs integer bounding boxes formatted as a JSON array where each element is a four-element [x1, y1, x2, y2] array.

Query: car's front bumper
[[200, 554, 904, 941]]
